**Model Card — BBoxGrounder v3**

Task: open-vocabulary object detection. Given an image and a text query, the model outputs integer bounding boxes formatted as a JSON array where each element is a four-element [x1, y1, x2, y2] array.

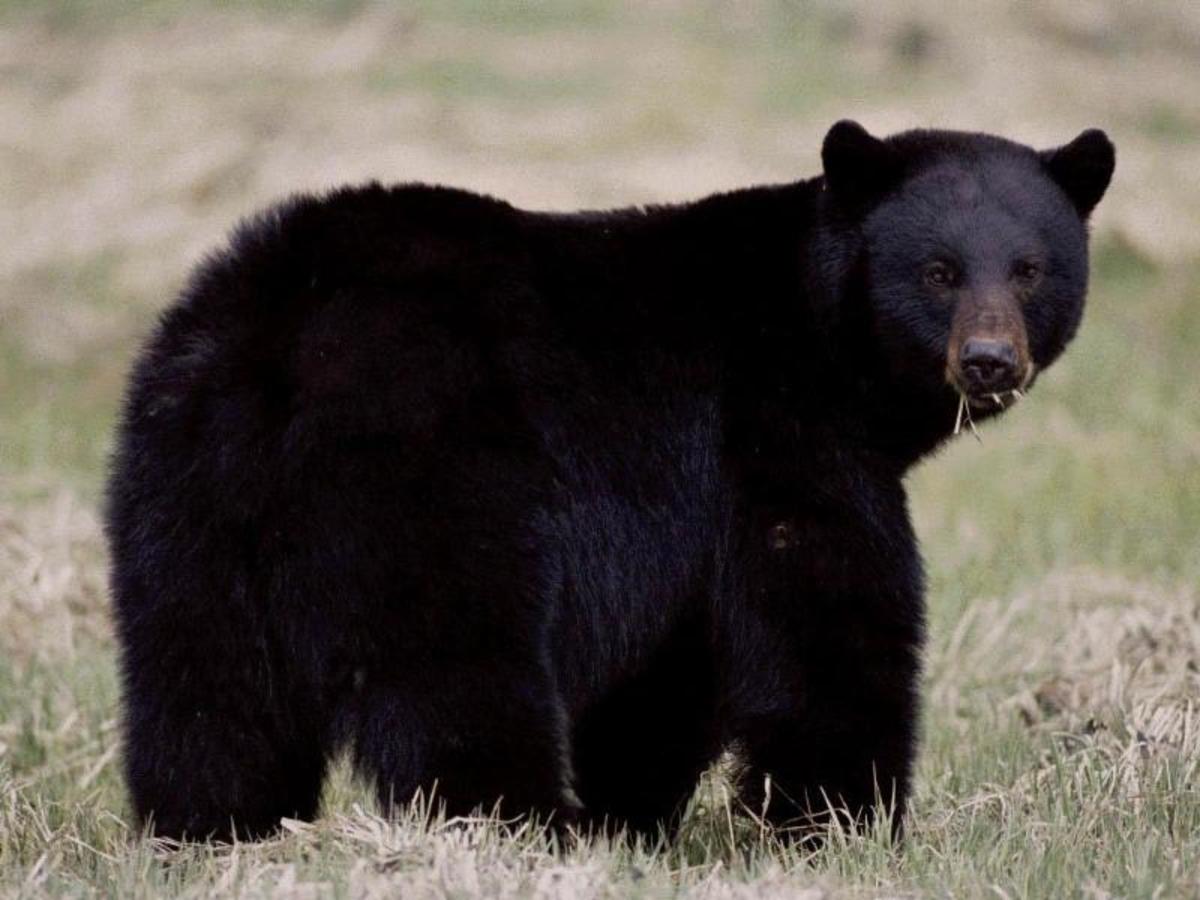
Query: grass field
[[2, 1, 1200, 896]]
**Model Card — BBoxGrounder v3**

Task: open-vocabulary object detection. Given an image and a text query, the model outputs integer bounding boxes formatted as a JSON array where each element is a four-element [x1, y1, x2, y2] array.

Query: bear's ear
[[821, 120, 904, 213], [1039, 129, 1115, 219]]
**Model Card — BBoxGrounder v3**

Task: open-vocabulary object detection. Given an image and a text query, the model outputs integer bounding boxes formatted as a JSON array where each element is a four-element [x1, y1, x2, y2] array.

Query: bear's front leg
[[728, 500, 925, 841]]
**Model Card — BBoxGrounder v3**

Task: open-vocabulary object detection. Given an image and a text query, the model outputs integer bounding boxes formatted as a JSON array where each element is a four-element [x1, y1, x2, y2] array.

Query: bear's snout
[[945, 287, 1032, 402], [959, 338, 1019, 394]]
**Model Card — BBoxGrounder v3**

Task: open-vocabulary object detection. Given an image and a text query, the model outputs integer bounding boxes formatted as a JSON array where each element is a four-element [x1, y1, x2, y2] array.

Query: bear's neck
[[530, 180, 963, 472], [682, 181, 962, 473]]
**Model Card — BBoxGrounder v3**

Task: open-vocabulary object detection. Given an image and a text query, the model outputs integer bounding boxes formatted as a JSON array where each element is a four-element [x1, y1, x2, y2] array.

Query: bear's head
[[820, 120, 1115, 427]]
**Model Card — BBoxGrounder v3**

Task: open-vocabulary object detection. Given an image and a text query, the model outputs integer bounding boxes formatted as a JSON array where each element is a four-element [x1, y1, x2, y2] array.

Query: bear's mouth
[[965, 386, 1024, 409], [945, 355, 1037, 437], [945, 357, 1034, 404], [950, 373, 1035, 438], [953, 388, 1018, 434]]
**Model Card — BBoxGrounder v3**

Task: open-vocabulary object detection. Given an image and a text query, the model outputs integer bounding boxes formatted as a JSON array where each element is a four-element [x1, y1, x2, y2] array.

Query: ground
[[2, 1, 1199, 897]]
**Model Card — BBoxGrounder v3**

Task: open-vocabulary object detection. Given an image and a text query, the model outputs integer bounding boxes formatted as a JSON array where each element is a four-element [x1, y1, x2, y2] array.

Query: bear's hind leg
[[346, 444, 583, 830], [349, 664, 579, 829], [120, 623, 330, 842], [571, 618, 721, 841]]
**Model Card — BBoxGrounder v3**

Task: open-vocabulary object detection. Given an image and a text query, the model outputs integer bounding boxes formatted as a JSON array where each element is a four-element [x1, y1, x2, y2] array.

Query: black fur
[[105, 123, 1114, 842]]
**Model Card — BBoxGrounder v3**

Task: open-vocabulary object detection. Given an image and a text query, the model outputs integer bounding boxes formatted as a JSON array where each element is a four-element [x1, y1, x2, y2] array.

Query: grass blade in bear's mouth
[[953, 393, 981, 440], [955, 389, 1026, 438], [969, 388, 1024, 409]]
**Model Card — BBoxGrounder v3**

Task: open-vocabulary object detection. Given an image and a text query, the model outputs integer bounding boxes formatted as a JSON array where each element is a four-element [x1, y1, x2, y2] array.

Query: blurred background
[[1, 1, 1198, 895]]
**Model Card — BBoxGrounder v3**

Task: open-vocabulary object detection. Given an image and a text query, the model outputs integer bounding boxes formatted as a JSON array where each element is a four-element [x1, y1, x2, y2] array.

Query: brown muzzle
[[946, 289, 1032, 399]]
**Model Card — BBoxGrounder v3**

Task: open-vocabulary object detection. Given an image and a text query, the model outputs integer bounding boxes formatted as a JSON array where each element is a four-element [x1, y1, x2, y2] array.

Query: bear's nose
[[960, 338, 1018, 392]]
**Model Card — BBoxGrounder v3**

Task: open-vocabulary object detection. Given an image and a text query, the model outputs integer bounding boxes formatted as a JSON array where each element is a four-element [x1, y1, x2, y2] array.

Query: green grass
[[3, 0, 1200, 896], [1, 255, 140, 495], [366, 58, 614, 105]]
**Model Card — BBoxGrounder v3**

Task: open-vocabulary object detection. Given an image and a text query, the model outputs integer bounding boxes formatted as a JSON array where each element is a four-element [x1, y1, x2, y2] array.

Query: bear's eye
[[923, 261, 957, 289], [1013, 260, 1042, 283]]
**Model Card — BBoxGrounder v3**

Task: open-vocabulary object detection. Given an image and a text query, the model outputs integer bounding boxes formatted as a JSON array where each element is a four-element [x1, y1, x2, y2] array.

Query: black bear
[[105, 121, 1114, 842]]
